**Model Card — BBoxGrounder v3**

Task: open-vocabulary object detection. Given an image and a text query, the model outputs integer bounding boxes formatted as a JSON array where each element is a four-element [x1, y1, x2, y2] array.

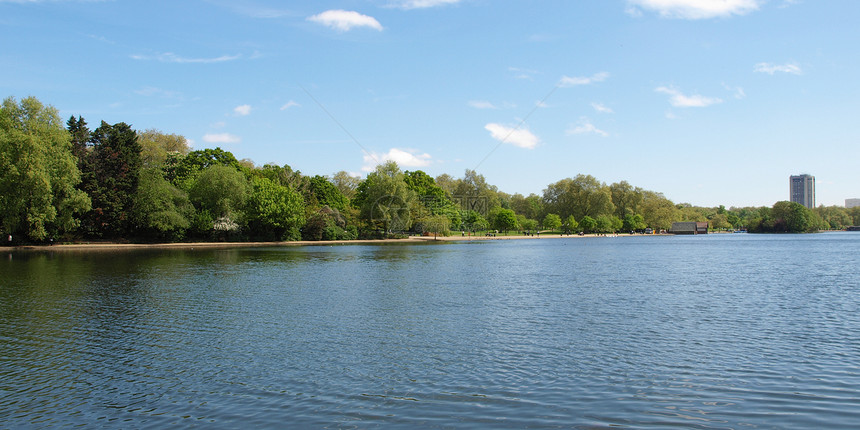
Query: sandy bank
[[1, 233, 657, 252]]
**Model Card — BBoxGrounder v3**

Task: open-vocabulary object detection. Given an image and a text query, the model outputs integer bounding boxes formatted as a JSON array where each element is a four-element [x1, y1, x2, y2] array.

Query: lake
[[1, 233, 859, 428]]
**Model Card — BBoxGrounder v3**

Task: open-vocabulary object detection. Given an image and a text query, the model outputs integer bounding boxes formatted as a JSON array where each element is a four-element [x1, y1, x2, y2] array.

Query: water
[[1, 233, 859, 428]]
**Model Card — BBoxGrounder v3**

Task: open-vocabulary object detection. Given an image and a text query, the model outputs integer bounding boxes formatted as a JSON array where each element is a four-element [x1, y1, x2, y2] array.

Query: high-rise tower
[[789, 174, 815, 208]]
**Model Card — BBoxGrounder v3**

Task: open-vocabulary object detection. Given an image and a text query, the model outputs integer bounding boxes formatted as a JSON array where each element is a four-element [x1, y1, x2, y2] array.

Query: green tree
[[463, 210, 488, 233], [246, 176, 305, 240], [189, 165, 251, 227], [417, 214, 451, 239], [0, 97, 91, 241], [518, 215, 538, 232], [579, 215, 597, 233], [708, 213, 731, 231], [79, 121, 141, 238], [511, 193, 544, 220], [138, 129, 191, 169], [609, 181, 643, 219], [493, 208, 518, 234], [543, 174, 615, 221], [564, 215, 579, 233], [302, 206, 356, 241], [772, 201, 817, 233], [595, 214, 614, 233], [542, 213, 562, 232], [173, 147, 243, 187], [454, 169, 501, 215], [640, 191, 676, 231], [132, 168, 192, 240], [815, 205, 852, 230], [354, 161, 417, 235], [331, 170, 361, 200], [66, 115, 90, 165], [623, 213, 646, 231], [308, 175, 349, 212]]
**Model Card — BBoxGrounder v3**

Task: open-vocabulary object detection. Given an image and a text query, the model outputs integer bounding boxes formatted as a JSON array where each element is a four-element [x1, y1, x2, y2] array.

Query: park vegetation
[[2, 96, 856, 244]]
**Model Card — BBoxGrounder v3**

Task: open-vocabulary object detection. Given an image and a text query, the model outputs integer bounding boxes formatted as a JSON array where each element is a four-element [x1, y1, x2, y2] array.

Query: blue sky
[[2, 0, 858, 207]]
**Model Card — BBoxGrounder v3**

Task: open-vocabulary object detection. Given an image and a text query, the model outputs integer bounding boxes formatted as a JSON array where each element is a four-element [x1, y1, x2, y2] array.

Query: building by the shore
[[790, 174, 815, 208], [670, 222, 708, 235]]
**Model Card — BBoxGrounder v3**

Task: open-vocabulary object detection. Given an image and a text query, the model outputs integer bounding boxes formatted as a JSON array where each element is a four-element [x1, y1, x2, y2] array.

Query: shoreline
[[0, 233, 655, 252]]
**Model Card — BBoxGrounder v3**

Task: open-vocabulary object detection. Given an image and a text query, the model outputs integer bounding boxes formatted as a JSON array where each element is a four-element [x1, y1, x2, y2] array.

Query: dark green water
[[1, 233, 859, 428]]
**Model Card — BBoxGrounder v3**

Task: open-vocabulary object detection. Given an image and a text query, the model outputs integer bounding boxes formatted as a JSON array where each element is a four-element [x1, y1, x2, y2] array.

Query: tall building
[[847, 198, 860, 208], [789, 174, 815, 208]]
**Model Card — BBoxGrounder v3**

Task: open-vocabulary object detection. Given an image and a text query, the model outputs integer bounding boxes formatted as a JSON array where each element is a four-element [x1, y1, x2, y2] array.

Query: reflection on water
[[1, 234, 859, 428]]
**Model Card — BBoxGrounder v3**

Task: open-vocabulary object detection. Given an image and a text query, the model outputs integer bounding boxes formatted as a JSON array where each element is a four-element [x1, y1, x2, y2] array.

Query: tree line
[[2, 96, 858, 244]]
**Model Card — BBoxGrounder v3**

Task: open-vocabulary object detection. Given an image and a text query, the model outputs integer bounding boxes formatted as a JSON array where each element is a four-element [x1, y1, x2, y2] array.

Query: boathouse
[[671, 221, 709, 235]]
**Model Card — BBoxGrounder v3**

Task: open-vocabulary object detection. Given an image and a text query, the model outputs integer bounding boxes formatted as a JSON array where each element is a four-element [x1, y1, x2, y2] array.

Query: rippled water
[[2, 233, 859, 428]]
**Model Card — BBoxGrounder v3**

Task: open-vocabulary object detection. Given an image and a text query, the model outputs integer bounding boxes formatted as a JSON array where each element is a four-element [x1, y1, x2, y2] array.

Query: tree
[[405, 169, 460, 229], [418, 214, 451, 239], [66, 115, 89, 165], [610, 181, 643, 219], [79, 121, 141, 238], [0, 97, 91, 241], [815, 205, 852, 230], [595, 215, 614, 233], [302, 206, 355, 241], [331, 170, 361, 199], [246, 176, 305, 240], [518, 215, 538, 232], [771, 201, 817, 233], [463, 210, 489, 233], [543, 174, 615, 221], [623, 213, 646, 231], [308, 175, 349, 212], [708, 213, 731, 231], [542, 213, 562, 232], [493, 208, 517, 234], [189, 165, 251, 226], [354, 161, 417, 235], [172, 147, 243, 187], [640, 191, 676, 231], [454, 169, 501, 215], [564, 215, 579, 233], [511, 193, 544, 220], [434, 173, 458, 196], [579, 215, 597, 233], [132, 168, 192, 240], [137, 129, 191, 169]]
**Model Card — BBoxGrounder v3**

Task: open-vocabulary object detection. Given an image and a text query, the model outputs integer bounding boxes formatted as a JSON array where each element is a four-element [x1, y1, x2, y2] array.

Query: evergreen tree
[[80, 121, 142, 238]]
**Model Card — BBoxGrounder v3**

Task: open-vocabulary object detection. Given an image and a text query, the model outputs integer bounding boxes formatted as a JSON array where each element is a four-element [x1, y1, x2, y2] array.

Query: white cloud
[[627, 0, 761, 19], [723, 83, 746, 99], [130, 52, 241, 64], [655, 86, 722, 107], [392, 0, 460, 9], [754, 62, 802, 75], [559, 72, 610, 87], [280, 101, 301, 110], [567, 118, 609, 137], [469, 100, 497, 109], [233, 104, 251, 116], [203, 133, 241, 144], [485, 123, 540, 149], [509, 67, 539, 80], [592, 102, 614, 114], [362, 148, 432, 171], [307, 10, 383, 32]]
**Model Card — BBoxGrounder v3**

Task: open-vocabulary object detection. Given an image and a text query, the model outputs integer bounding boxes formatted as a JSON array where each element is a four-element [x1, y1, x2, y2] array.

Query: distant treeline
[[2, 96, 857, 244]]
